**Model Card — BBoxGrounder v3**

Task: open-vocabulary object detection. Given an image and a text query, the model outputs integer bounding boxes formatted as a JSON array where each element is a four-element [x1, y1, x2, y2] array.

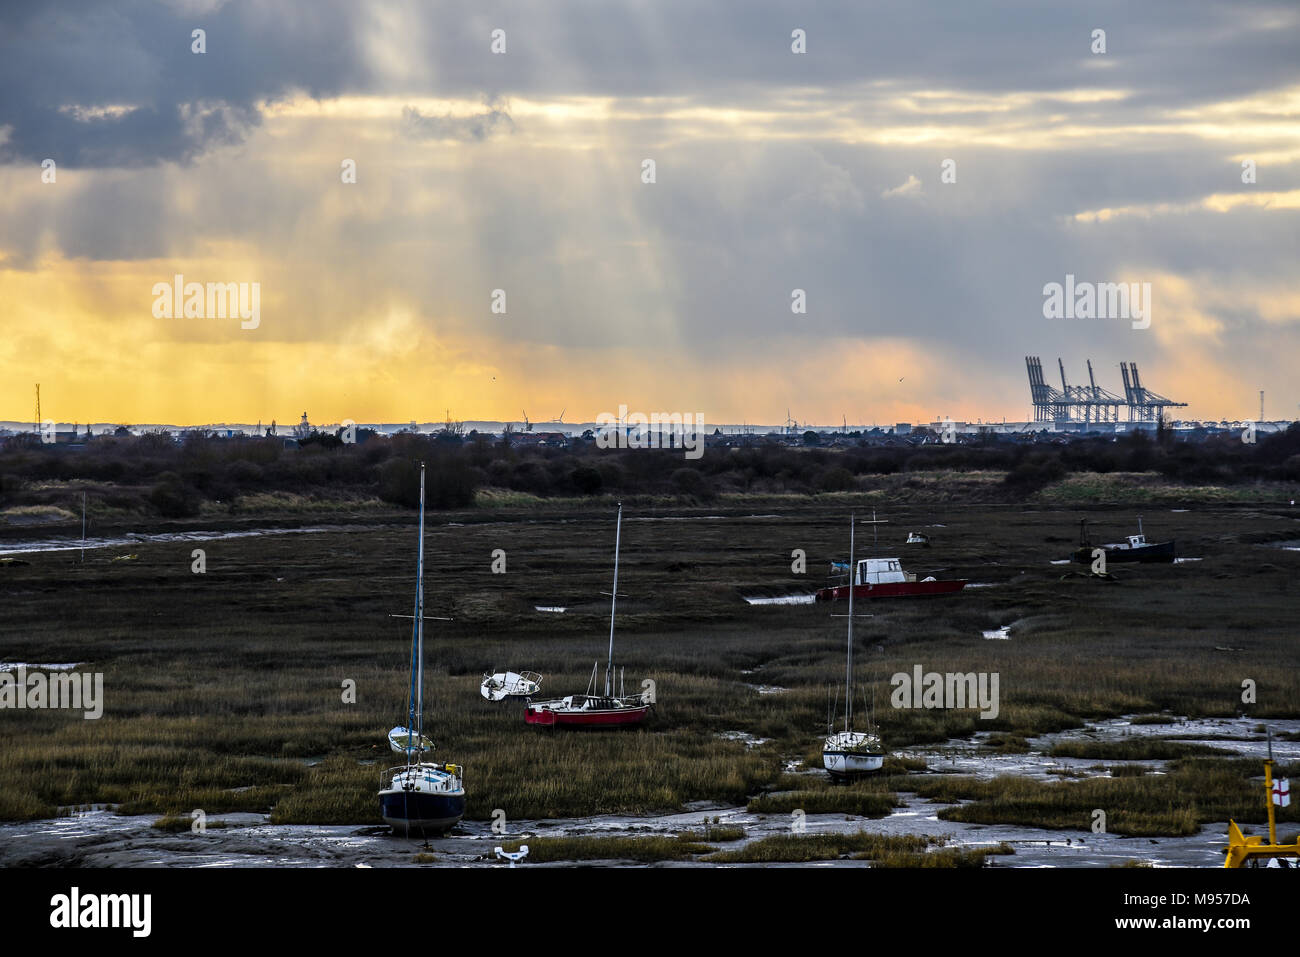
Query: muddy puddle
[[0, 795, 1231, 869], [0, 525, 386, 557], [744, 683, 790, 695], [1039, 716, 1300, 762], [716, 730, 771, 749], [0, 662, 81, 672], [4, 714, 1290, 868]]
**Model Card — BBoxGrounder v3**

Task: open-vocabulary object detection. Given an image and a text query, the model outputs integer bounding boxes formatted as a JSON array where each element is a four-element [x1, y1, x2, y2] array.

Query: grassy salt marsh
[[1, 499, 1298, 855]]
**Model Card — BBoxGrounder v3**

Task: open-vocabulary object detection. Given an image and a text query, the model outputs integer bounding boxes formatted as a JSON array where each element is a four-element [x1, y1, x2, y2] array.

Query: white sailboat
[[524, 504, 652, 727], [823, 514, 885, 779], [378, 462, 466, 834], [480, 670, 543, 701]]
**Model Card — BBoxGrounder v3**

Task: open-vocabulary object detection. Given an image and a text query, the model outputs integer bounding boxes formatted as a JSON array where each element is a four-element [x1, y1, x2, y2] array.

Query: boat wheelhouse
[[815, 555, 966, 601]]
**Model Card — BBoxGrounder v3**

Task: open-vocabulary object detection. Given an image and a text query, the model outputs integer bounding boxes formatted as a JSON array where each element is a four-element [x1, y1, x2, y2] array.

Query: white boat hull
[[822, 750, 885, 776], [388, 726, 434, 755], [823, 730, 885, 778], [481, 671, 542, 701], [379, 763, 465, 834]]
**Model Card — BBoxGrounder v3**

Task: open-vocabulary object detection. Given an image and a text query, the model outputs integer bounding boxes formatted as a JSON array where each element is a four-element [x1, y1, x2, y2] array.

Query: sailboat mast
[[413, 463, 427, 741], [606, 504, 623, 696], [846, 514, 855, 732]]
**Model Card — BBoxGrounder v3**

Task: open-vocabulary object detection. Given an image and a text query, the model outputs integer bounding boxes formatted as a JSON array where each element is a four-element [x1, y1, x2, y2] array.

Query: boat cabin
[[552, 695, 618, 711], [387, 763, 463, 794], [853, 557, 918, 586]]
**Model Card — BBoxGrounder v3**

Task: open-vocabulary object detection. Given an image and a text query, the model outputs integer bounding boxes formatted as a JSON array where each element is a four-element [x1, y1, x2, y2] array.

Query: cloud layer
[[1, 0, 1297, 424]]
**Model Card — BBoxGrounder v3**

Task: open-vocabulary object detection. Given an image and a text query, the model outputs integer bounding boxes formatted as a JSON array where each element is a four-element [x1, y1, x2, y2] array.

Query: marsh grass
[[1034, 473, 1287, 505], [748, 790, 899, 816], [0, 789, 55, 821], [1107, 764, 1150, 777], [2, 502, 1297, 833], [912, 758, 1299, 836], [703, 832, 950, 864], [1049, 739, 1234, 761], [227, 492, 385, 513], [1, 505, 78, 522], [873, 843, 1014, 868]]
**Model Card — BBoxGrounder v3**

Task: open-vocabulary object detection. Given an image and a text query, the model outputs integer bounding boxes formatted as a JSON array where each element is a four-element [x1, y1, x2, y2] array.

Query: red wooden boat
[[524, 504, 654, 729], [525, 692, 650, 727], [815, 556, 967, 601]]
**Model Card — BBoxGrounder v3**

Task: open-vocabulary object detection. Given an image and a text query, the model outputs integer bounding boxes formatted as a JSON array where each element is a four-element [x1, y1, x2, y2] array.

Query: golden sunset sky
[[1, 1, 1298, 427]]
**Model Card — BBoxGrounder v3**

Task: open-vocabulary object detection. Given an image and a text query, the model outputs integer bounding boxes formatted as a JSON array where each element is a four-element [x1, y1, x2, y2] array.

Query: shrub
[[149, 474, 201, 518], [571, 466, 603, 495], [671, 468, 714, 501]]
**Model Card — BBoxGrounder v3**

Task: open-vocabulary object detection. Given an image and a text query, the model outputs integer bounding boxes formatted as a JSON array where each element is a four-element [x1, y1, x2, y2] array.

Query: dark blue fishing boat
[[1071, 517, 1175, 564], [378, 462, 465, 835]]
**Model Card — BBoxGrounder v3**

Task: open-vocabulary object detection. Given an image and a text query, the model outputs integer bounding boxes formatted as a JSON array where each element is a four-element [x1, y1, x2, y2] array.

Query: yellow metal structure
[[1224, 752, 1298, 868]]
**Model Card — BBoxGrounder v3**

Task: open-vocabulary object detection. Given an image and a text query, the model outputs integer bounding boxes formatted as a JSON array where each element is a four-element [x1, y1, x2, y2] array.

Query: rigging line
[[606, 503, 622, 697], [846, 513, 854, 733]]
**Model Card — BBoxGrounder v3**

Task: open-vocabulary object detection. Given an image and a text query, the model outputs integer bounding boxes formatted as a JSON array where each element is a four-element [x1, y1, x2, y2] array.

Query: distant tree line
[[0, 424, 1297, 518]]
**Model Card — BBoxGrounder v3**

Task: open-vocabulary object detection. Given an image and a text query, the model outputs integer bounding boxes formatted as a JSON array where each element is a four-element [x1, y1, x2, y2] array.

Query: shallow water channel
[[4, 715, 1292, 868]]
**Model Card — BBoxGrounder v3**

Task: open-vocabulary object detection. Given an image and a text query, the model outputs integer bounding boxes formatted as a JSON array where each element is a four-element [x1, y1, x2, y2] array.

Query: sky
[[1, 0, 1298, 428]]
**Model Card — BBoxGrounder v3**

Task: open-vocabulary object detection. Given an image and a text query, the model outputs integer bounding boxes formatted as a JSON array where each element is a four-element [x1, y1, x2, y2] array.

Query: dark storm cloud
[[0, 0, 371, 167], [3, 1, 1299, 168]]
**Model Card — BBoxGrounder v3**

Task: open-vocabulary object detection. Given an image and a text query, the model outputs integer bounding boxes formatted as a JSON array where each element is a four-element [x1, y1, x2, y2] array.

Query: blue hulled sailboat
[[378, 462, 466, 835]]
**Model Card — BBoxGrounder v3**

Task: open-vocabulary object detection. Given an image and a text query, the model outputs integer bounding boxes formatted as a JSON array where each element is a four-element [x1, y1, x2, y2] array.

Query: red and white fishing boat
[[524, 504, 652, 729], [815, 557, 967, 601], [815, 513, 966, 601]]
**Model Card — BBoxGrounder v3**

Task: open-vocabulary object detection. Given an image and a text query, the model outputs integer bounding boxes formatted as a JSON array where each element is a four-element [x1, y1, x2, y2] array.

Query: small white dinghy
[[388, 725, 435, 755], [480, 671, 543, 701]]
